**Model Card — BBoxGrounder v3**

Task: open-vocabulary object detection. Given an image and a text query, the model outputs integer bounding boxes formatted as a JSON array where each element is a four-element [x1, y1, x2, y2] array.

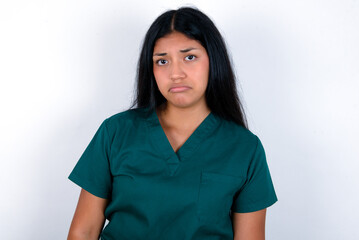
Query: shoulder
[[213, 116, 264, 160], [103, 107, 149, 126], [99, 107, 152, 138], [218, 116, 260, 147]]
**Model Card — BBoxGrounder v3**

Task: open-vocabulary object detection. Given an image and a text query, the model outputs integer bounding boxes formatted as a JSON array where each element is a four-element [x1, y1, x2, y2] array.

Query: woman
[[68, 6, 277, 240]]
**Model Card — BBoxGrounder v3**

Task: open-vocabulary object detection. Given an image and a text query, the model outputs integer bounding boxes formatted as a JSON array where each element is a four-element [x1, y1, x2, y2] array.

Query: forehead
[[153, 32, 203, 51]]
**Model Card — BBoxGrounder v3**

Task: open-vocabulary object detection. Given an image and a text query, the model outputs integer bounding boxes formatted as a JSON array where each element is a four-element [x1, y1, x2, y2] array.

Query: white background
[[1, 0, 358, 239]]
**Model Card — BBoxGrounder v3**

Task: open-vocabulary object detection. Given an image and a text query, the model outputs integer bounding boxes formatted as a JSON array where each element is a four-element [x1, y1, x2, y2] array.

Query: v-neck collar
[[145, 106, 221, 164]]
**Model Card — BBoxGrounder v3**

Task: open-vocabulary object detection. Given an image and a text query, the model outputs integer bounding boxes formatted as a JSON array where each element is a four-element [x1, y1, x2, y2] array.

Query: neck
[[156, 102, 211, 131]]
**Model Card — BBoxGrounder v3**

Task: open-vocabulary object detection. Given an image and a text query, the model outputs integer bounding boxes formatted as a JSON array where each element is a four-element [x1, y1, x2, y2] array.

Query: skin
[[153, 31, 267, 239], [67, 189, 108, 240], [232, 209, 267, 240], [152, 31, 211, 152], [67, 31, 267, 240]]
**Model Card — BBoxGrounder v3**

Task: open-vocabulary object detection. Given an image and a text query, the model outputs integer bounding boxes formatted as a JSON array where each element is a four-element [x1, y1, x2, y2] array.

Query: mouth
[[169, 86, 191, 93]]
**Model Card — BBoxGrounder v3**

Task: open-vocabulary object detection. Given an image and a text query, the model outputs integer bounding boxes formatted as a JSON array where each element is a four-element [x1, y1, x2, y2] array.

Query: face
[[152, 31, 210, 110]]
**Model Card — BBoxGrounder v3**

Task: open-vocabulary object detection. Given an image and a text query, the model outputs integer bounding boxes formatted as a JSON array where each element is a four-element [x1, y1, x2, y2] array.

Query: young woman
[[68, 7, 277, 240]]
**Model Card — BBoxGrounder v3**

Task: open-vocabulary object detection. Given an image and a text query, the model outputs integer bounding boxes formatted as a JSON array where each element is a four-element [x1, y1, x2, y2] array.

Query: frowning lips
[[169, 85, 191, 93]]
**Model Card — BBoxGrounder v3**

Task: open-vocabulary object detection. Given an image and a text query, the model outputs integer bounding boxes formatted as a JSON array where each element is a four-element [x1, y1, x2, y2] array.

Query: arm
[[232, 208, 267, 240], [68, 189, 109, 240]]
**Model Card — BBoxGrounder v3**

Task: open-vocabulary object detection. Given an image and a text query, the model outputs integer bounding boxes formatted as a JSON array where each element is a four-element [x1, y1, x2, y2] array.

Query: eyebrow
[[153, 47, 198, 56]]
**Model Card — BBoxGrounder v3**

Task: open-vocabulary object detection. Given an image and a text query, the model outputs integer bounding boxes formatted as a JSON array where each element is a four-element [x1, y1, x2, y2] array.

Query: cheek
[[153, 68, 167, 92], [153, 67, 160, 80], [153, 66, 168, 78], [194, 62, 209, 88]]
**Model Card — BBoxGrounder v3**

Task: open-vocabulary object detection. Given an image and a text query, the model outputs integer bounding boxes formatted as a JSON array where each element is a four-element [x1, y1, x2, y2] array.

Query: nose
[[170, 60, 186, 81]]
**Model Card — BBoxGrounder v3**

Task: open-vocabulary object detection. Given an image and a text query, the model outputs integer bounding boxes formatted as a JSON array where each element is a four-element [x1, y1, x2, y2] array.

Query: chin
[[170, 99, 201, 109], [165, 94, 204, 109]]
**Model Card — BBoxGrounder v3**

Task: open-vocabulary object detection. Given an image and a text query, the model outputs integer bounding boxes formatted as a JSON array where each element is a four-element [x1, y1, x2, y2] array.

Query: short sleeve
[[232, 136, 278, 213], [68, 119, 112, 199]]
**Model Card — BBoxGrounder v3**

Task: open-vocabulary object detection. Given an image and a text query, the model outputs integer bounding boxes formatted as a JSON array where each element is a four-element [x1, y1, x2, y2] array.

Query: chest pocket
[[197, 171, 243, 224]]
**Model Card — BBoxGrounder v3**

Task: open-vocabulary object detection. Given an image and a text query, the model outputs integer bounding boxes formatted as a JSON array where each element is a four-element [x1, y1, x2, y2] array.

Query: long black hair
[[128, 6, 248, 129]]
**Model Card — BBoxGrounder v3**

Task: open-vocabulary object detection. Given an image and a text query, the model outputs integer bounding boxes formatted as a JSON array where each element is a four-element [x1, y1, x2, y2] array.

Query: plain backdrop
[[0, 0, 358, 239]]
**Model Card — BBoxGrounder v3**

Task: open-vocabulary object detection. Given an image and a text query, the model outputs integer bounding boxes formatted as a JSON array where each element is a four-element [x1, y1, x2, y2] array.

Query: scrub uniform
[[69, 106, 278, 240]]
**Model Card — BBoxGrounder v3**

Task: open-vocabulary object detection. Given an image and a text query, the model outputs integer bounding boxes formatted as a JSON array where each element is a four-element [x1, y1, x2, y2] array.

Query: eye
[[185, 55, 196, 61], [156, 59, 168, 66]]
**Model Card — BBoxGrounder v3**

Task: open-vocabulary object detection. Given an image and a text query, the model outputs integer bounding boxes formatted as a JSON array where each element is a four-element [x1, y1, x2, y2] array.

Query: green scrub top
[[68, 106, 278, 240]]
